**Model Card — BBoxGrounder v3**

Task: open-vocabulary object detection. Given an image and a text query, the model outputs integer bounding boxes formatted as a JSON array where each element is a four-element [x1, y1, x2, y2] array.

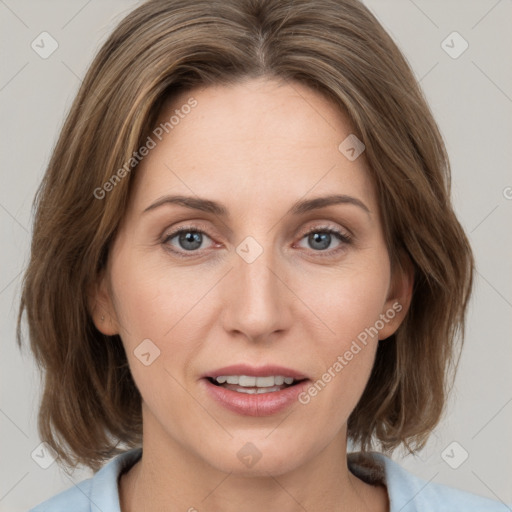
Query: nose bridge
[[222, 235, 289, 340]]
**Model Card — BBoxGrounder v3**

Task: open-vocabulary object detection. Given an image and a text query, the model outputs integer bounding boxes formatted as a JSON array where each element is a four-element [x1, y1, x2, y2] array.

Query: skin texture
[[91, 77, 413, 512]]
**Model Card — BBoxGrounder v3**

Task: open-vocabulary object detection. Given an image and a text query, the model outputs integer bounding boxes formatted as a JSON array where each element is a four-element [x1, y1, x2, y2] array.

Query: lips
[[201, 364, 310, 416], [203, 364, 308, 380]]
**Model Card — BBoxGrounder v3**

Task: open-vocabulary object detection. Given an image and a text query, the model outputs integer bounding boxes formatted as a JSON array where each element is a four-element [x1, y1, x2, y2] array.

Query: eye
[[162, 225, 216, 256], [296, 226, 352, 256], [161, 224, 352, 259]]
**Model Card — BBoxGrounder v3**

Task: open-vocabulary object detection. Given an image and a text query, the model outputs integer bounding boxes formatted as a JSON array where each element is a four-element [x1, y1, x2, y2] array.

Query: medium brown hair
[[17, 0, 473, 471]]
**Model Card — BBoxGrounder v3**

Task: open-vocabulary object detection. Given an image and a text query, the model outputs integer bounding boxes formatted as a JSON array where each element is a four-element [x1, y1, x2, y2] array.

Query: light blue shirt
[[29, 448, 509, 511]]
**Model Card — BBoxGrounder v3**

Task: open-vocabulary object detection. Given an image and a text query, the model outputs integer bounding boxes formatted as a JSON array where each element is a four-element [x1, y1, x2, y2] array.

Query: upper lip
[[203, 364, 308, 380]]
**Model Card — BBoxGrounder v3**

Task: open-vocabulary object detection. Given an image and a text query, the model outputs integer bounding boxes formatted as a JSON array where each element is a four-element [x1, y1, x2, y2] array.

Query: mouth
[[201, 365, 310, 416], [206, 374, 308, 394]]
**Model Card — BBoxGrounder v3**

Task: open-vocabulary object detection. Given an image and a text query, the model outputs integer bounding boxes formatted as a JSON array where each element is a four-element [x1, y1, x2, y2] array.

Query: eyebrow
[[143, 193, 370, 217]]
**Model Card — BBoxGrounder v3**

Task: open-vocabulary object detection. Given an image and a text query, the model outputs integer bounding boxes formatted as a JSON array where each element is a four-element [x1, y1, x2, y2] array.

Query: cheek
[[110, 251, 202, 342], [305, 257, 390, 345], [109, 251, 215, 391], [295, 259, 390, 411], [109, 259, 199, 421]]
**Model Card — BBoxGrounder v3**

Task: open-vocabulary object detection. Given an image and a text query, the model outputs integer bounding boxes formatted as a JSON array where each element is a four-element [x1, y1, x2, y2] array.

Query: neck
[[119, 412, 388, 512]]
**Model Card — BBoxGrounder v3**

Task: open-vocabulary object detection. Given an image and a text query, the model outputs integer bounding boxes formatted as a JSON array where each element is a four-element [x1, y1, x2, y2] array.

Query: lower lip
[[202, 378, 310, 416]]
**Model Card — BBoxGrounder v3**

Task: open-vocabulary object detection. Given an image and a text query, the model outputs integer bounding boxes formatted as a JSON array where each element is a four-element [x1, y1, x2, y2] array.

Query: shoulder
[[28, 448, 142, 512], [348, 451, 510, 512], [28, 479, 93, 512]]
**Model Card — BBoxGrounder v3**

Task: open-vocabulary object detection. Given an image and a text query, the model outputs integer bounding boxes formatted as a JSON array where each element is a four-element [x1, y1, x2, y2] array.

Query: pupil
[[309, 232, 330, 250], [180, 231, 202, 251]]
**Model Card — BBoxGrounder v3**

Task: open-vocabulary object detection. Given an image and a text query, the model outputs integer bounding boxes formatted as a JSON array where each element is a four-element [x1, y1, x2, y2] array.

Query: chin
[[197, 432, 320, 477]]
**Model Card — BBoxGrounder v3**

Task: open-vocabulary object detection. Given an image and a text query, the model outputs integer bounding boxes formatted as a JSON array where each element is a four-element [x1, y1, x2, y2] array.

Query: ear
[[87, 270, 120, 336], [378, 251, 414, 341]]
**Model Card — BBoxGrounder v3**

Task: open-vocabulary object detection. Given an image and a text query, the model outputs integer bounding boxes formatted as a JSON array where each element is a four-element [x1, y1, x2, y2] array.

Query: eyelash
[[161, 224, 353, 259]]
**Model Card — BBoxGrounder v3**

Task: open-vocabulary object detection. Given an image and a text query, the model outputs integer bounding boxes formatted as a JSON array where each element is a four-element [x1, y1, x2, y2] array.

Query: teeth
[[239, 375, 256, 387], [234, 386, 284, 394], [213, 375, 297, 387]]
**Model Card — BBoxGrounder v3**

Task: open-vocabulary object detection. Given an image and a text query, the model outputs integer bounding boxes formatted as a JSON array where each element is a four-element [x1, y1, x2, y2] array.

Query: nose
[[220, 240, 292, 343]]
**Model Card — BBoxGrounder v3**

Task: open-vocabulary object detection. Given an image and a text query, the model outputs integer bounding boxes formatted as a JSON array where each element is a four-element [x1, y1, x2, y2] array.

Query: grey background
[[1, 0, 511, 510]]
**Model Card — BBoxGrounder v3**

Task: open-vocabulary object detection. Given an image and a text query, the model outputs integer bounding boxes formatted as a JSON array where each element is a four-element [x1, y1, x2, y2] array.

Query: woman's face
[[94, 78, 410, 475]]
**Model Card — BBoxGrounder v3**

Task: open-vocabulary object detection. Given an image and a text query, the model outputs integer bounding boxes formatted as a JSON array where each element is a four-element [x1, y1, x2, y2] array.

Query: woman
[[18, 0, 507, 510]]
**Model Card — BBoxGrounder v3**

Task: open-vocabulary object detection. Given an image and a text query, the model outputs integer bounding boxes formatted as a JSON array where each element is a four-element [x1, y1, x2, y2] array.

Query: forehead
[[130, 78, 376, 216]]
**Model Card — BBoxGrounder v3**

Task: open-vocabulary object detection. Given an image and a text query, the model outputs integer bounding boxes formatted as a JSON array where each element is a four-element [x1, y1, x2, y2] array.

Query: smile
[[202, 366, 310, 416], [208, 374, 305, 394]]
